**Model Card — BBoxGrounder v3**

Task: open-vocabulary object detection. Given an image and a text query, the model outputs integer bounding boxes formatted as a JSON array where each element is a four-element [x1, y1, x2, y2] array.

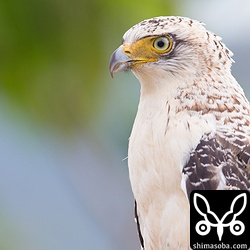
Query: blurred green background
[[0, 0, 176, 132], [0, 0, 249, 249]]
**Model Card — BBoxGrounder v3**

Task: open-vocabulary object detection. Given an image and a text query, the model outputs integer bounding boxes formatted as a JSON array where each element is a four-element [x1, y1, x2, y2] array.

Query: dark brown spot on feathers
[[148, 19, 159, 24], [134, 201, 144, 249], [183, 135, 250, 199], [206, 31, 210, 41]]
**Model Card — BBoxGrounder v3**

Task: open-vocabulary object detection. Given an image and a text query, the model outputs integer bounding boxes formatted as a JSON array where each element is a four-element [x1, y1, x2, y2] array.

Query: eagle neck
[[137, 72, 194, 106]]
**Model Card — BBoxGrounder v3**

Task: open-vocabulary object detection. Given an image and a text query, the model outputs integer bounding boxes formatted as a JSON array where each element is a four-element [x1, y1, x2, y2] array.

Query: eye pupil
[[157, 40, 165, 48]]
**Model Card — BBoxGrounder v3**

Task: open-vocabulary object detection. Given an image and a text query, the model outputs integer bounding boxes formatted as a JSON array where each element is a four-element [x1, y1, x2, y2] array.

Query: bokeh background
[[0, 0, 249, 249]]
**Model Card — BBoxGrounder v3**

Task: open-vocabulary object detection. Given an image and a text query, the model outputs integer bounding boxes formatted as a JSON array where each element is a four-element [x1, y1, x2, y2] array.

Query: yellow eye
[[152, 36, 172, 53]]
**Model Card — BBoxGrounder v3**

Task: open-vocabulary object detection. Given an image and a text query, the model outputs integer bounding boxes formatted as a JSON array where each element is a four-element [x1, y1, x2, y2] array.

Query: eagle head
[[109, 16, 233, 83]]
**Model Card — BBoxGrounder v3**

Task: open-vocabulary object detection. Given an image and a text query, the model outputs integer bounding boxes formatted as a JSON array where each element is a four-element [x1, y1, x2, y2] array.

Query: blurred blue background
[[0, 0, 249, 249]]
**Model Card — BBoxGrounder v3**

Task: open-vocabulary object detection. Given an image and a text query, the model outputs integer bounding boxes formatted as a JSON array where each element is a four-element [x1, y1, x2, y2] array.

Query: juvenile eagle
[[109, 16, 250, 250]]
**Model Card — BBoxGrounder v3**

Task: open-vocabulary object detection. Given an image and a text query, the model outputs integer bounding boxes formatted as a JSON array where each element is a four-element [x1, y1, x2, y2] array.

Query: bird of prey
[[109, 16, 250, 250]]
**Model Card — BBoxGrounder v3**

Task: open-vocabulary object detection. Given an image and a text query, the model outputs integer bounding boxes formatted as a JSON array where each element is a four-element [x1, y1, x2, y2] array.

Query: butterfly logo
[[193, 193, 247, 241]]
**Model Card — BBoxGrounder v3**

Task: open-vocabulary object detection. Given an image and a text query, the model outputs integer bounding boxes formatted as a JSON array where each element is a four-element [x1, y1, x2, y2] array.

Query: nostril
[[122, 45, 132, 56], [124, 50, 131, 56]]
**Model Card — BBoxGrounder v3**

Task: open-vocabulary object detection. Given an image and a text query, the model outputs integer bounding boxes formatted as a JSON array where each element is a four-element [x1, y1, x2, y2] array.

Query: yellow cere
[[121, 36, 173, 63]]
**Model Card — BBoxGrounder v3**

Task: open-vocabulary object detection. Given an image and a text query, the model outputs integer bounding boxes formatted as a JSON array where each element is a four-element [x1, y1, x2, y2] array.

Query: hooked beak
[[109, 46, 133, 78]]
